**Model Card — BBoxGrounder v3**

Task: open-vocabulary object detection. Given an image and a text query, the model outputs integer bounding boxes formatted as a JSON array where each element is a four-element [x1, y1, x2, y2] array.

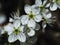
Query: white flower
[[28, 24, 40, 36], [42, 12, 52, 32], [27, 28, 35, 37], [50, 0, 60, 11], [34, 0, 48, 14], [24, 26, 35, 37], [21, 5, 42, 28], [35, 0, 47, 6], [4, 20, 26, 42], [43, 12, 51, 18], [35, 0, 52, 24], [42, 12, 52, 29], [24, 24, 40, 37]]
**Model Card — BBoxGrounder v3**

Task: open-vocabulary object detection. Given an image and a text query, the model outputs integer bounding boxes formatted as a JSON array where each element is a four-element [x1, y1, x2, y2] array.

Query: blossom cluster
[[0, 0, 60, 43]]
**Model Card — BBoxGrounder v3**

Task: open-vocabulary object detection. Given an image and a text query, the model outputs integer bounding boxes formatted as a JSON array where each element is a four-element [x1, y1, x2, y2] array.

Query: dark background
[[0, 0, 60, 45]]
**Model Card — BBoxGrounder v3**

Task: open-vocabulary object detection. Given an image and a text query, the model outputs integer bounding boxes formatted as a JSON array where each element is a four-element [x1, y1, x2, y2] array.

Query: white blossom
[[24, 24, 40, 37], [34, 0, 48, 14], [4, 20, 26, 42], [21, 5, 42, 29], [49, 0, 60, 11], [42, 12, 52, 30]]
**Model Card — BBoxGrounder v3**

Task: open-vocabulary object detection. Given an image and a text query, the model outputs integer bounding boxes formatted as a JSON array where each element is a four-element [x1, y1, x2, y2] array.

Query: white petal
[[35, 24, 40, 30], [35, 0, 42, 6], [18, 33, 26, 42], [53, 0, 56, 2], [19, 26, 24, 32], [21, 15, 29, 25], [28, 19, 36, 29], [4, 23, 13, 35], [50, 3, 57, 11], [43, 9, 49, 14], [27, 29, 35, 36], [42, 21, 47, 29], [9, 18, 14, 22], [46, 13, 52, 18], [24, 5, 32, 14], [32, 8, 40, 15], [0, 14, 6, 24], [43, 24, 46, 29], [32, 5, 40, 15], [13, 20, 20, 28], [43, 0, 47, 6], [45, 3, 50, 8], [8, 33, 17, 43], [34, 15, 42, 22], [43, 12, 52, 20]]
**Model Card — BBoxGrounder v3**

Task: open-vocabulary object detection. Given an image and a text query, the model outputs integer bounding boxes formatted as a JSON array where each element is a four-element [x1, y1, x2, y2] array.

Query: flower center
[[29, 13, 34, 19], [40, 5, 44, 8], [14, 28, 20, 35], [40, 5, 45, 14], [55, 0, 60, 4]]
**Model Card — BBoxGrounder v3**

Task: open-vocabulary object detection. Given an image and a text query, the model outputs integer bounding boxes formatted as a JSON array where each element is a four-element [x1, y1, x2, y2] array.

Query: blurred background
[[0, 0, 60, 45]]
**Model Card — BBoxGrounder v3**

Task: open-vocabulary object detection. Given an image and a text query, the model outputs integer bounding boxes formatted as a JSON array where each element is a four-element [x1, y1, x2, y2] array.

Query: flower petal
[[46, 13, 52, 19], [45, 3, 50, 8], [24, 5, 31, 14], [9, 18, 14, 22], [43, 12, 52, 20], [43, 9, 49, 14], [50, 3, 57, 11], [32, 5, 40, 15], [43, 0, 47, 6], [42, 21, 47, 29], [28, 19, 36, 29], [34, 15, 42, 22], [19, 26, 24, 32], [35, 24, 40, 30], [35, 0, 42, 6], [13, 20, 20, 28], [27, 28, 35, 36], [4, 23, 13, 35], [8, 33, 17, 43], [21, 15, 29, 25], [53, 0, 56, 2], [18, 33, 26, 42]]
